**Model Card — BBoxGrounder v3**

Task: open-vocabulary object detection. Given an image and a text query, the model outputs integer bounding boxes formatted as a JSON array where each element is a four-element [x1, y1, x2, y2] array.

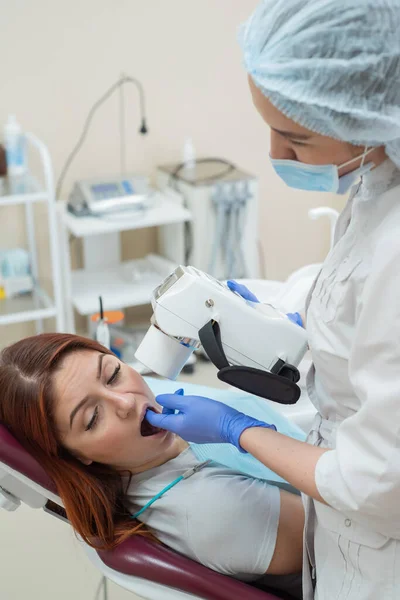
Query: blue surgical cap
[[239, 0, 400, 167]]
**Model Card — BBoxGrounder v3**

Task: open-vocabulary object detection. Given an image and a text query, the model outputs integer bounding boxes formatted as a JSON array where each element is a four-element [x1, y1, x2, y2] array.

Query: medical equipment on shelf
[[0, 248, 33, 298], [135, 265, 308, 404], [56, 74, 148, 202], [156, 160, 260, 281], [67, 174, 155, 217], [208, 182, 251, 278]]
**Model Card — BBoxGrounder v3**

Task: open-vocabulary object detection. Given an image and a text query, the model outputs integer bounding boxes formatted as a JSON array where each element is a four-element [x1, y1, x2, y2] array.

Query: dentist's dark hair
[[0, 333, 152, 550]]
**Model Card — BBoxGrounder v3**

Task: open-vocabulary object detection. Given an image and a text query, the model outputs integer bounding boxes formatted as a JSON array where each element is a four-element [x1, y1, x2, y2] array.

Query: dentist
[[147, 1, 400, 598]]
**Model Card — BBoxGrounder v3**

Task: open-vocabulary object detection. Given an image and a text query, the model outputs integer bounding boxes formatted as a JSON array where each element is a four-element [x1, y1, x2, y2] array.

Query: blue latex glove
[[227, 279, 259, 302], [146, 389, 276, 452], [227, 280, 303, 328], [286, 312, 304, 327]]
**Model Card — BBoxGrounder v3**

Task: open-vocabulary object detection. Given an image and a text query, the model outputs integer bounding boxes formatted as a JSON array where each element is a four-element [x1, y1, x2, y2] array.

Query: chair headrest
[[0, 423, 55, 493]]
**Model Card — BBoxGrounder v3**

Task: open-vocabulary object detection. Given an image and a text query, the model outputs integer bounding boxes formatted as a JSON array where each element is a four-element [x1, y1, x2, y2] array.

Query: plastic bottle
[[183, 137, 196, 173], [4, 115, 26, 176]]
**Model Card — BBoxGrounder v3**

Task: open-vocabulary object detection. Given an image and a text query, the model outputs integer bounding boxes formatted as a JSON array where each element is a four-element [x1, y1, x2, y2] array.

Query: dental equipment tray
[[67, 174, 153, 216]]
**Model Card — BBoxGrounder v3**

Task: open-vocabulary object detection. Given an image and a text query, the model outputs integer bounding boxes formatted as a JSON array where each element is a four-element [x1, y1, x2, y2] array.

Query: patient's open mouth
[[140, 407, 162, 437]]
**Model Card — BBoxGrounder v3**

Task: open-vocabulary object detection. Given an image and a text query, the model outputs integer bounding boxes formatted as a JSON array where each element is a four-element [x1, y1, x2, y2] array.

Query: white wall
[[0, 0, 345, 346], [0, 2, 345, 598], [0, 503, 140, 600]]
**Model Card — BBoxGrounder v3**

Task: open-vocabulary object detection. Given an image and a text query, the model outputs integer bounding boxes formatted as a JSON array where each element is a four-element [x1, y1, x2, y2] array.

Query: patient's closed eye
[[85, 406, 99, 431], [107, 363, 121, 385]]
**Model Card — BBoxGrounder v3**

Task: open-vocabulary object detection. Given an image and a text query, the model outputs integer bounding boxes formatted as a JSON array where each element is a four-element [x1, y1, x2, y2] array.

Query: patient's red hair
[[0, 333, 153, 550]]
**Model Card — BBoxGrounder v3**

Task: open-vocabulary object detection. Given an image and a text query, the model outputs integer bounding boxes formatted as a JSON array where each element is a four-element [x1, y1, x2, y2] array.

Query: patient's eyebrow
[[69, 396, 89, 429], [96, 353, 105, 379], [69, 354, 105, 428]]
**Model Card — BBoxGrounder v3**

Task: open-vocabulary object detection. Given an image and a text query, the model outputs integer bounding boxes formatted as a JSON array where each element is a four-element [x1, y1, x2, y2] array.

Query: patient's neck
[[128, 436, 189, 475], [163, 436, 189, 464]]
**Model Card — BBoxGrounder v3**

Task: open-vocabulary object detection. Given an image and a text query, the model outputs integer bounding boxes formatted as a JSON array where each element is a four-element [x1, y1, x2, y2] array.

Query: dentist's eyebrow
[[69, 354, 105, 428], [271, 127, 312, 140]]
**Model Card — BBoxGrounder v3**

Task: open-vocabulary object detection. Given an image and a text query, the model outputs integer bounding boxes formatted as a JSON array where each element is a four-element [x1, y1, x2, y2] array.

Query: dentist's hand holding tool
[[146, 389, 276, 452]]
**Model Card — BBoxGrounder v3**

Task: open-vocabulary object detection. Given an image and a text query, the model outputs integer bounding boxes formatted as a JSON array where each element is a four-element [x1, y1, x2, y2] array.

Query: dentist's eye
[[85, 406, 99, 431], [107, 363, 121, 385], [291, 139, 308, 147]]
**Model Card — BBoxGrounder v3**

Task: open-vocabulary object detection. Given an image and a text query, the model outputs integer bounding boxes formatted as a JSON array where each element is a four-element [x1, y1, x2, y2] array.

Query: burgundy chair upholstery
[[0, 425, 55, 492], [99, 539, 277, 600], [0, 424, 283, 600]]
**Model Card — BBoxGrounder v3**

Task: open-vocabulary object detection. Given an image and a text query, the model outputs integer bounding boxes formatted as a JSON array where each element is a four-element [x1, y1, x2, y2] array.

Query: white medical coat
[[303, 159, 400, 600]]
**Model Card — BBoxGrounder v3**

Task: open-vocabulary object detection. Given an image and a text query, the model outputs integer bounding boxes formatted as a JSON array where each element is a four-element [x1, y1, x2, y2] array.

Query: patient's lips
[[140, 407, 163, 437]]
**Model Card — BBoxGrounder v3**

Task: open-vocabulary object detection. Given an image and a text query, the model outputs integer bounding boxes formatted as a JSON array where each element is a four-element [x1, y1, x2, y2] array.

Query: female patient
[[0, 333, 303, 597]]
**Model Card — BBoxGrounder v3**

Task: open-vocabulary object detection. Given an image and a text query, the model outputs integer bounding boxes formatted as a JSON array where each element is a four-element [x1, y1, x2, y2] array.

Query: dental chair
[[0, 421, 291, 600]]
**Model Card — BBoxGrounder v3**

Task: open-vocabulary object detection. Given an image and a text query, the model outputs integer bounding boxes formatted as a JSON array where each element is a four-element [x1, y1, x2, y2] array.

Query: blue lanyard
[[131, 459, 212, 520]]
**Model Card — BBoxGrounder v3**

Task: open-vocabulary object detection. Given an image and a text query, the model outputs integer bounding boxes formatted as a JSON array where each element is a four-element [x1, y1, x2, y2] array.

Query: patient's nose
[[110, 393, 135, 419]]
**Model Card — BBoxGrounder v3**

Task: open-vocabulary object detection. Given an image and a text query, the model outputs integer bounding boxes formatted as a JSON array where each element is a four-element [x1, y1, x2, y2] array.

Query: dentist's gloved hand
[[146, 389, 276, 452], [227, 280, 304, 328], [227, 280, 260, 303]]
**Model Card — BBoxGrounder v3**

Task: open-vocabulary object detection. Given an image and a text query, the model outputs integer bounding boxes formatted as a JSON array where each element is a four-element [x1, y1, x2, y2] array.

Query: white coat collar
[[358, 158, 400, 200]]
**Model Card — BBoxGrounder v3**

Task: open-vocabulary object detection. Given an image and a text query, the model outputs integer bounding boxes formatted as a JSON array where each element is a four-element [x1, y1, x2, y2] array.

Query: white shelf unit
[[71, 254, 177, 316], [58, 190, 192, 333], [0, 134, 64, 333], [61, 191, 192, 237]]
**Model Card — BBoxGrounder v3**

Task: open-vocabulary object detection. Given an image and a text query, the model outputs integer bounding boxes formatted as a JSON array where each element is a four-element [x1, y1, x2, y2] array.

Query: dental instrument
[[208, 181, 250, 279], [131, 457, 212, 520], [95, 296, 111, 350], [156, 160, 260, 281]]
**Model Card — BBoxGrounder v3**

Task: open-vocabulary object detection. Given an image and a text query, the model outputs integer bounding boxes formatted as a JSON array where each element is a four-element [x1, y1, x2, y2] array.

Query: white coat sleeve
[[315, 232, 400, 537]]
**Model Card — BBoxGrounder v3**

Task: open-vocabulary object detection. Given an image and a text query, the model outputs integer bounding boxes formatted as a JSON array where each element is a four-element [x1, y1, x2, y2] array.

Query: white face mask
[[270, 146, 375, 194]]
